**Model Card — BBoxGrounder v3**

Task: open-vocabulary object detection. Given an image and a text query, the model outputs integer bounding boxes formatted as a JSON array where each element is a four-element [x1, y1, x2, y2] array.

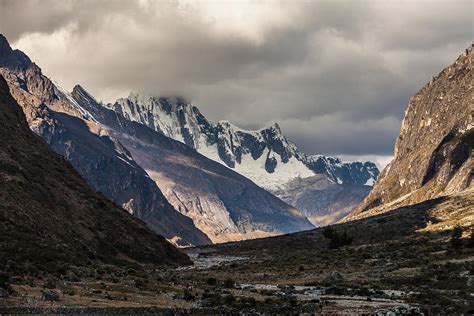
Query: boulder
[[42, 289, 60, 302], [326, 271, 344, 283], [467, 275, 474, 287], [65, 271, 79, 282]]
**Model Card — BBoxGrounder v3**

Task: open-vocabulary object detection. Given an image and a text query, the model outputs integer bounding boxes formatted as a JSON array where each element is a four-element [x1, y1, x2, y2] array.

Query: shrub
[[63, 288, 77, 296], [223, 294, 236, 305], [223, 278, 235, 288], [183, 288, 195, 301], [325, 228, 353, 249], [43, 278, 57, 289], [239, 296, 257, 306], [450, 226, 463, 250], [323, 227, 335, 239], [205, 277, 217, 286], [0, 273, 9, 289], [467, 230, 474, 248]]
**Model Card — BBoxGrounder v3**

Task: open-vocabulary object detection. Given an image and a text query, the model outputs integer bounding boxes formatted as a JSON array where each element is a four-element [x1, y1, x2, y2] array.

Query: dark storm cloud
[[1, 0, 472, 162]]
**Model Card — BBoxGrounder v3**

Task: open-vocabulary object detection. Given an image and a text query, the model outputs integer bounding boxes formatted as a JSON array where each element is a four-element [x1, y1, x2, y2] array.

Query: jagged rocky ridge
[[70, 85, 314, 243], [105, 93, 379, 225], [0, 34, 210, 246], [0, 74, 190, 269], [110, 94, 379, 190], [0, 34, 313, 244], [345, 43, 473, 222]]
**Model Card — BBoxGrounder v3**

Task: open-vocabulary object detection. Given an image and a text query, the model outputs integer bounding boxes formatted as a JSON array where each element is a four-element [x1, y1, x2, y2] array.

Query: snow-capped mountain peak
[[101, 92, 379, 190]]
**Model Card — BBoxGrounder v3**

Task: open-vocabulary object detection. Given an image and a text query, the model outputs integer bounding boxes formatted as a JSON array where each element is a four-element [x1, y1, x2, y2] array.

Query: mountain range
[[0, 29, 472, 314], [0, 34, 318, 244], [0, 32, 382, 245], [95, 87, 379, 225], [109, 93, 379, 190], [0, 74, 190, 270], [67, 84, 314, 243]]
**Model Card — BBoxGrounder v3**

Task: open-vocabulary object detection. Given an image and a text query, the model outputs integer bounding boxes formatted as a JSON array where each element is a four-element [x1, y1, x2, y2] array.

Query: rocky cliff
[[345, 43, 473, 222], [0, 75, 190, 270]]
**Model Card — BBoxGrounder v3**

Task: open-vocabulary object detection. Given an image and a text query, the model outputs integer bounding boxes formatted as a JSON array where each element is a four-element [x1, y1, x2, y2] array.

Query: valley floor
[[1, 193, 473, 314]]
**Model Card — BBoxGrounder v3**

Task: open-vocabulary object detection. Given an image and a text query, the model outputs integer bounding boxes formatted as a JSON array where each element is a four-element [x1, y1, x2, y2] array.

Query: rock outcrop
[[345, 43, 473, 222]]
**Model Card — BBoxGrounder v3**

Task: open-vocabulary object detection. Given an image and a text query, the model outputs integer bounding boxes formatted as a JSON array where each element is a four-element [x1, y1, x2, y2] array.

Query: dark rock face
[[265, 153, 278, 173], [0, 34, 32, 70], [422, 128, 473, 186], [240, 132, 266, 160], [0, 34, 210, 246], [0, 75, 190, 269], [0, 35, 57, 103], [346, 44, 473, 222], [259, 124, 291, 163]]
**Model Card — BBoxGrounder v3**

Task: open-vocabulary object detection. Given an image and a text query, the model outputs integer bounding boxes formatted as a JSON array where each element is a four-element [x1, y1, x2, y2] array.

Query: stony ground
[[1, 227, 472, 314], [1, 194, 473, 314]]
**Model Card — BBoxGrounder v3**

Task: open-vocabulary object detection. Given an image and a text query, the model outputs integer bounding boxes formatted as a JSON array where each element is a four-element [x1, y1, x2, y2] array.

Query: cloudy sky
[[1, 0, 472, 168]]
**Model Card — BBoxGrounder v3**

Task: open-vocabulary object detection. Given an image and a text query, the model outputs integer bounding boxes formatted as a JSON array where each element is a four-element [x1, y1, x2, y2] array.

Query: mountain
[[272, 175, 372, 225], [345, 43, 473, 222], [69, 85, 314, 243], [0, 74, 190, 270], [108, 93, 379, 225], [110, 93, 379, 190], [0, 34, 210, 246], [0, 34, 313, 244]]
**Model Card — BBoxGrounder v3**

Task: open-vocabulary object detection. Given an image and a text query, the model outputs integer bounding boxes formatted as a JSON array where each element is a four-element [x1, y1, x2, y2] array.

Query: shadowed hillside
[[0, 75, 190, 271]]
